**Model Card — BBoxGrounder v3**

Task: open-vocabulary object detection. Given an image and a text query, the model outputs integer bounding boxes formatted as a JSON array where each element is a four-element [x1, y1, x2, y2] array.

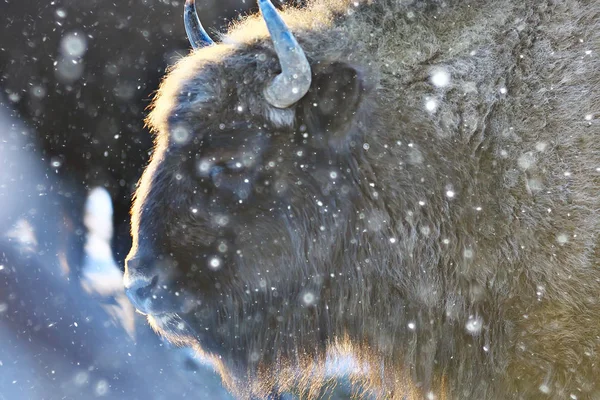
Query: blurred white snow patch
[[85, 187, 113, 238], [56, 31, 87, 83], [60, 31, 88, 58], [430, 67, 451, 88], [465, 315, 483, 335], [425, 98, 438, 113], [517, 152, 535, 170], [5, 219, 37, 251], [55, 57, 85, 83], [81, 187, 135, 337], [539, 383, 551, 394], [55, 8, 67, 18]]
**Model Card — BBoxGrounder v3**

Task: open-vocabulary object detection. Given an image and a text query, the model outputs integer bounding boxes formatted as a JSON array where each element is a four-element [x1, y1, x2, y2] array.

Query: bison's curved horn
[[258, 0, 311, 108], [184, 0, 215, 49]]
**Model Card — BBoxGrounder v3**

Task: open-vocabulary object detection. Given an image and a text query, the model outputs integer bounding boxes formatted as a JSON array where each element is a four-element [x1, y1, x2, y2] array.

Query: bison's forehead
[[146, 44, 299, 145]]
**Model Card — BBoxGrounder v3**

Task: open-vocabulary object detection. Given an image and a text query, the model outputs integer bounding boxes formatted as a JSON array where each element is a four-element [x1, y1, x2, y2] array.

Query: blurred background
[[0, 1, 259, 399]]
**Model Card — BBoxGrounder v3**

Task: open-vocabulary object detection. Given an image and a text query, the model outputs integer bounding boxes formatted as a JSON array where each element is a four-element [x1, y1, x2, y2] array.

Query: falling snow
[[209, 257, 222, 270], [465, 316, 483, 335], [556, 233, 569, 245], [1, 0, 598, 398], [302, 291, 315, 305], [430, 68, 451, 88], [425, 98, 438, 112]]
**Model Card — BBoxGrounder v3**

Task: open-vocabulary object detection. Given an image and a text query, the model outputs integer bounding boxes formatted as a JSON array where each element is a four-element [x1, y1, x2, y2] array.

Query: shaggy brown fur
[[126, 0, 600, 398]]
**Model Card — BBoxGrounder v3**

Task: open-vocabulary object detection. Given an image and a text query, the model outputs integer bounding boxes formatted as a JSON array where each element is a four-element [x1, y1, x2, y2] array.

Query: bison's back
[[353, 0, 600, 397]]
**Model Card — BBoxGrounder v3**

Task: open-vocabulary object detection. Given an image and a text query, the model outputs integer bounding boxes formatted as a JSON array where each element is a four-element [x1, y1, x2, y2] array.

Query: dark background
[[1, 0, 259, 268]]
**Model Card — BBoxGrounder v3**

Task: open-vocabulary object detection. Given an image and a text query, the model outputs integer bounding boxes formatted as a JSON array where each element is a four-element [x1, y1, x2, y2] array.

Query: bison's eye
[[209, 157, 246, 178], [209, 161, 253, 199], [225, 159, 244, 171], [209, 165, 225, 182], [196, 131, 268, 199]]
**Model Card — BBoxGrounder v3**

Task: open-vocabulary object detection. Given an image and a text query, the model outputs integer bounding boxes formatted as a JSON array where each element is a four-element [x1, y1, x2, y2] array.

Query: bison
[[124, 0, 600, 398]]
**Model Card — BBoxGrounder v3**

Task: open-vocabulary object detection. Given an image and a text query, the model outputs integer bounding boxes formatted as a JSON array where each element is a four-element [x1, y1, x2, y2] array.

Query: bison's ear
[[299, 62, 366, 143]]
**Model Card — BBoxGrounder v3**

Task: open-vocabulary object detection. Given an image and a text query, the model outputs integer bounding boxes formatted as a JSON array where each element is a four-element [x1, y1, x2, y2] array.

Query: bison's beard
[[145, 305, 433, 399]]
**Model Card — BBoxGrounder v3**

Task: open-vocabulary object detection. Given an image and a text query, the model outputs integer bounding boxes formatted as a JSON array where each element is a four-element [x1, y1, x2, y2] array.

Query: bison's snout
[[124, 273, 158, 315], [124, 256, 184, 315]]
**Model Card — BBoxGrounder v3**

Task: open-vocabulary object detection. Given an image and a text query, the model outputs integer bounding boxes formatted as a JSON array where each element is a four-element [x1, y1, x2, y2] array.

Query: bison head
[[124, 0, 384, 396]]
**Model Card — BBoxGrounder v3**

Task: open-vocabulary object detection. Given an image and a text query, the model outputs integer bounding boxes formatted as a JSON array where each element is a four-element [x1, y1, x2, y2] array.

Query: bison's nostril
[[135, 275, 158, 300], [125, 275, 159, 315]]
